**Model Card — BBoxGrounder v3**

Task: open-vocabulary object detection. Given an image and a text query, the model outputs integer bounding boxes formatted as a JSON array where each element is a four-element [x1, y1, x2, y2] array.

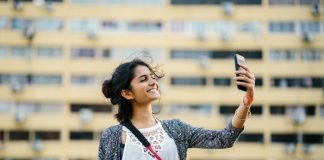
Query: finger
[[233, 76, 255, 85], [235, 81, 255, 91], [239, 63, 253, 74], [234, 70, 255, 80]]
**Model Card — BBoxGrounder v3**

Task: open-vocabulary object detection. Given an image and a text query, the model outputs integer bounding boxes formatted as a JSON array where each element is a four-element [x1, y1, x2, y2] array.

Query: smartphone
[[234, 54, 247, 91]]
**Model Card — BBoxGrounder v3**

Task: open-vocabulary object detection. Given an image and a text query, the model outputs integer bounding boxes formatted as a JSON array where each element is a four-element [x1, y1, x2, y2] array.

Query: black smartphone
[[234, 54, 247, 91]]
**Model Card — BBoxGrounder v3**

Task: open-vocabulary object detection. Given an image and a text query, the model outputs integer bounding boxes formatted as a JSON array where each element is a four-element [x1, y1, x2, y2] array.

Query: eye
[[140, 76, 147, 82]]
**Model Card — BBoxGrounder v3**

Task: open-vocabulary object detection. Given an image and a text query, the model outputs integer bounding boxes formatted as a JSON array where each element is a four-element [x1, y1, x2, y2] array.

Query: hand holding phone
[[234, 54, 247, 91]]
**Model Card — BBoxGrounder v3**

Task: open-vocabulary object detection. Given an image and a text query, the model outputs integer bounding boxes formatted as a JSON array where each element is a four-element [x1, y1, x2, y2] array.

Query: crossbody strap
[[121, 121, 162, 160]]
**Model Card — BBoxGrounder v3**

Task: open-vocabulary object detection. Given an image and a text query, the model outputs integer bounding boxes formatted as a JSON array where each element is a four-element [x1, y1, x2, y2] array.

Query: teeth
[[148, 88, 157, 93]]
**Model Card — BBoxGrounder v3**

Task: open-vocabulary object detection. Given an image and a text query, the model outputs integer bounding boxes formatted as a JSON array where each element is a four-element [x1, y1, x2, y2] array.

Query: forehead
[[133, 65, 151, 77]]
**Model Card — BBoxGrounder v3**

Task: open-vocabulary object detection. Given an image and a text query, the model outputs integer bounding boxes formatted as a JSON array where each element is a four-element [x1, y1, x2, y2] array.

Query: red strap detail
[[147, 146, 162, 160]]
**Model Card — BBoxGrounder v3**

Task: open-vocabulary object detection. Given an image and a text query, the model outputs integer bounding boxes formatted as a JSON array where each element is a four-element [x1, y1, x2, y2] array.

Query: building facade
[[0, 0, 324, 159]]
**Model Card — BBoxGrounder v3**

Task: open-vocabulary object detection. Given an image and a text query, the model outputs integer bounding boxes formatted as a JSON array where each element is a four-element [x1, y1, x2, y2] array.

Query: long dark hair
[[102, 58, 164, 122]]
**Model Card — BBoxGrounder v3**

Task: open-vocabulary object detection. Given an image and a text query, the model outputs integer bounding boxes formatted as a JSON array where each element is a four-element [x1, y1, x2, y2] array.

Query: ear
[[121, 89, 134, 100]]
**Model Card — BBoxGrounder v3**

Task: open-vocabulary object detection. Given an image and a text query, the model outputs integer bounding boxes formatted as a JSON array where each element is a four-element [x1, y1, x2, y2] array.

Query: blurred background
[[0, 0, 324, 160]]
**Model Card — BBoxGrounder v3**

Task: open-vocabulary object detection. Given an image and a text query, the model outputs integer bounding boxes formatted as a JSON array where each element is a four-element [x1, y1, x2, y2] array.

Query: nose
[[148, 77, 158, 86]]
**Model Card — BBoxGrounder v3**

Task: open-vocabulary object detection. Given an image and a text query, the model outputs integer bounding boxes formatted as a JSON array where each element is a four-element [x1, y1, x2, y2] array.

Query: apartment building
[[0, 0, 323, 159]]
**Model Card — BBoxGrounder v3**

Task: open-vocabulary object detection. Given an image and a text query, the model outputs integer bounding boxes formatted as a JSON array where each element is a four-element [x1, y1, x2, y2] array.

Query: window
[[321, 104, 324, 117], [219, 105, 237, 115], [213, 77, 231, 86], [269, 50, 296, 61], [69, 19, 99, 32], [250, 105, 263, 115], [269, 22, 295, 33], [210, 50, 262, 59], [239, 133, 264, 143], [71, 48, 95, 58], [300, 21, 321, 33], [171, 0, 261, 5], [0, 46, 9, 58], [171, 77, 206, 86], [270, 105, 286, 115], [33, 103, 63, 113], [101, 21, 119, 32], [269, 0, 294, 5], [12, 46, 32, 59], [300, 49, 321, 61], [101, 49, 110, 58], [31, 75, 62, 85], [170, 50, 209, 59], [70, 104, 112, 113], [0, 130, 3, 141], [170, 104, 212, 115], [237, 22, 262, 36], [0, 16, 9, 29], [0, 101, 12, 114], [35, 131, 60, 140], [300, 0, 323, 5], [210, 50, 233, 59], [35, 19, 63, 31], [305, 105, 315, 116], [71, 75, 95, 86], [255, 77, 263, 86], [70, 0, 98, 4], [36, 47, 63, 58], [303, 134, 323, 144], [170, 21, 185, 33], [9, 131, 29, 141], [271, 133, 297, 143], [102, 0, 164, 6], [127, 21, 162, 32], [12, 18, 33, 30], [0, 74, 30, 86], [272, 77, 324, 88], [70, 131, 93, 140], [271, 78, 300, 88]]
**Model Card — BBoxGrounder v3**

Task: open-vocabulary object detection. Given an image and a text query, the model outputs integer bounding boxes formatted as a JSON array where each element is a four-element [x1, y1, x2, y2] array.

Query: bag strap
[[121, 121, 162, 160]]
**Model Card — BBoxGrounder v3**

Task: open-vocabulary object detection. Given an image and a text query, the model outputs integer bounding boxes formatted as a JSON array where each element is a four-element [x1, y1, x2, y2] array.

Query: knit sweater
[[98, 119, 244, 160]]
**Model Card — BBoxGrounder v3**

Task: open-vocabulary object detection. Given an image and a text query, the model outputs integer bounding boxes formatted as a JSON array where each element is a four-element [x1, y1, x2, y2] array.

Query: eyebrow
[[136, 73, 153, 80]]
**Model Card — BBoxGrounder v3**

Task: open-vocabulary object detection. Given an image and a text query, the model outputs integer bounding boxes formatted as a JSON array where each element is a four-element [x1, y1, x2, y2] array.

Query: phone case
[[234, 54, 247, 91]]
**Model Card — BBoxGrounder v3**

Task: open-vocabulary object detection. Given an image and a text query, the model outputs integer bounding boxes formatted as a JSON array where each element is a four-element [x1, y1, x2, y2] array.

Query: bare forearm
[[231, 100, 251, 129]]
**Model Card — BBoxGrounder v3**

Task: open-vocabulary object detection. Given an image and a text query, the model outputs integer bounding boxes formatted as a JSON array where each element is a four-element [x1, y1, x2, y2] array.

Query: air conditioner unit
[[87, 29, 98, 39], [32, 140, 44, 152], [24, 24, 36, 40], [13, 0, 23, 11], [291, 106, 306, 125], [80, 108, 93, 124], [10, 80, 24, 93], [311, 2, 322, 16], [196, 30, 207, 41], [285, 143, 296, 154], [222, 1, 234, 16], [198, 55, 210, 69], [303, 144, 314, 154], [220, 31, 232, 42], [302, 32, 314, 43], [15, 108, 27, 123], [45, 2, 54, 12]]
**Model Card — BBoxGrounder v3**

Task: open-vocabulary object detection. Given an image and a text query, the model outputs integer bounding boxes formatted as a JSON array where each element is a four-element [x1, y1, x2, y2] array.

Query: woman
[[98, 57, 255, 160]]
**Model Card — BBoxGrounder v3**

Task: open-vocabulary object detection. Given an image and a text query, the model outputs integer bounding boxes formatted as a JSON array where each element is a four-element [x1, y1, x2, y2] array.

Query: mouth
[[147, 88, 158, 93]]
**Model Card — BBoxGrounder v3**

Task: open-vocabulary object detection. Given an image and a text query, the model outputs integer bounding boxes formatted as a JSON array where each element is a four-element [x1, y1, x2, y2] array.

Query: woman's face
[[128, 65, 160, 104]]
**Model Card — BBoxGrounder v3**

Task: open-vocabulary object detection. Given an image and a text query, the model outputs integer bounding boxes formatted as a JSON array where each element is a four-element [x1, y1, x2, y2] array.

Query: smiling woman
[[98, 56, 255, 160]]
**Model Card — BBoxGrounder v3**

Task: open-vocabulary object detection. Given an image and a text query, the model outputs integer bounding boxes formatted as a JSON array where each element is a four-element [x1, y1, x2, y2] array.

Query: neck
[[131, 103, 156, 129]]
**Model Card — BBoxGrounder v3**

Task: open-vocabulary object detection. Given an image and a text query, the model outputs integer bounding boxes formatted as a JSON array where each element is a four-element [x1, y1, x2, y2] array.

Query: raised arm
[[232, 63, 255, 128]]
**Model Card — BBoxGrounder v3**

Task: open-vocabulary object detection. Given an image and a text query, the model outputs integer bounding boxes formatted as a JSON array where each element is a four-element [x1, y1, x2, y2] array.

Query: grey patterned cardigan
[[98, 119, 244, 160]]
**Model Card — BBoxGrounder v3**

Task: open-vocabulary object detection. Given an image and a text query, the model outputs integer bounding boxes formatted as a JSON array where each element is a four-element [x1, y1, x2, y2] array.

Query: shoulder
[[161, 119, 190, 128], [101, 124, 122, 139]]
